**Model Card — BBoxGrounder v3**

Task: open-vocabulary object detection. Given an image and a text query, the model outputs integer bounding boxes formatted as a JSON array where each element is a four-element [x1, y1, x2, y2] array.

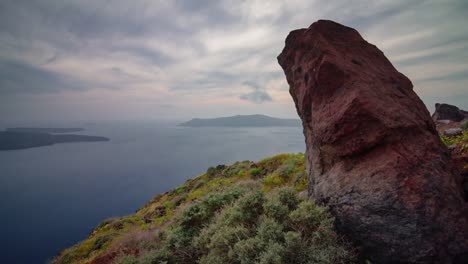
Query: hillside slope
[[51, 153, 354, 264]]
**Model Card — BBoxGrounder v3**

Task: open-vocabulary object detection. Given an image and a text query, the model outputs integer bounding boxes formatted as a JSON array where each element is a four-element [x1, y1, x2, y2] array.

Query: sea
[[0, 121, 305, 263]]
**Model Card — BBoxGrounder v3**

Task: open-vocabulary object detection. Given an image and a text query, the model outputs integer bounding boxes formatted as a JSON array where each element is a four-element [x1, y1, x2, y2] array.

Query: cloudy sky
[[1, 0, 467, 122]]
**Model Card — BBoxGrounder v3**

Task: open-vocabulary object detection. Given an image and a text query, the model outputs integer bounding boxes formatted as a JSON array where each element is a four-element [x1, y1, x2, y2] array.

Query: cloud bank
[[0, 0, 467, 121]]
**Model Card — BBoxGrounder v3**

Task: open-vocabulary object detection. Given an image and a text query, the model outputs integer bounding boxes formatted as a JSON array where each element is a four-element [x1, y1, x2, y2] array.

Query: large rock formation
[[278, 20, 468, 263]]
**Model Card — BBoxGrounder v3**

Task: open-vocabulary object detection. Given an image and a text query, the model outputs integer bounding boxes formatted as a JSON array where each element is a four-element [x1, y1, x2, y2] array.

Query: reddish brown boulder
[[278, 20, 468, 263], [450, 145, 468, 201]]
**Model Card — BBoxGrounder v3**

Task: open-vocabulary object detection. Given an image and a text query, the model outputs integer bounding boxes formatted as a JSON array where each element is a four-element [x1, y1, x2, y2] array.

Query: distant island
[[179, 114, 301, 127], [0, 128, 109, 151], [6, 127, 84, 133]]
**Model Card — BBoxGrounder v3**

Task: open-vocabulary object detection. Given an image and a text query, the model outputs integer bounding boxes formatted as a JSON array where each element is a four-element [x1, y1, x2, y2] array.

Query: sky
[[0, 0, 467, 122]]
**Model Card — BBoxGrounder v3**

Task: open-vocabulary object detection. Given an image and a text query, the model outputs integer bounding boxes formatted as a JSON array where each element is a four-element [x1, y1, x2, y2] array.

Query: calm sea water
[[0, 121, 304, 263]]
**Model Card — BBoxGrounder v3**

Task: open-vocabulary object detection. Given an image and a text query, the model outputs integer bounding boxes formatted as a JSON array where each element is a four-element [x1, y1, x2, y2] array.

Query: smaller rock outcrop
[[432, 103, 468, 122], [432, 103, 468, 134]]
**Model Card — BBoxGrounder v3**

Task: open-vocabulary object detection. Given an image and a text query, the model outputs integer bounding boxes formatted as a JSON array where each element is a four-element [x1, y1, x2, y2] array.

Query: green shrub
[[165, 188, 246, 262], [98, 184, 355, 264], [277, 160, 297, 179], [175, 185, 187, 194], [135, 187, 353, 264], [278, 188, 300, 210], [249, 167, 261, 177], [96, 218, 113, 229], [193, 179, 205, 190], [115, 255, 138, 264], [231, 237, 262, 262], [461, 121, 468, 131], [92, 234, 115, 250], [206, 166, 218, 177], [236, 191, 265, 223], [441, 131, 468, 153], [222, 167, 242, 177], [256, 217, 284, 242], [440, 135, 456, 146], [264, 198, 289, 223], [115, 250, 173, 264], [199, 225, 250, 263], [258, 242, 285, 264], [294, 171, 308, 191]]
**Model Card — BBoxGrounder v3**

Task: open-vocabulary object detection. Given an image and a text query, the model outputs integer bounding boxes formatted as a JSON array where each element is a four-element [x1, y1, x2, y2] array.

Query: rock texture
[[433, 103, 468, 122], [278, 20, 468, 263], [451, 144, 468, 201], [444, 128, 463, 137], [432, 103, 468, 136]]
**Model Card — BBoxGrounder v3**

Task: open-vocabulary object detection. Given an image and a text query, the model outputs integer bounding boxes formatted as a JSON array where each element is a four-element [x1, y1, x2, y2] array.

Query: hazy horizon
[[0, 114, 301, 128], [1, 0, 467, 122]]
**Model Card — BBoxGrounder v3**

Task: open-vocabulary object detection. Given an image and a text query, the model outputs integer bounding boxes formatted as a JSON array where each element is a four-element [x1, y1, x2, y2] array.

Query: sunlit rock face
[[278, 20, 468, 263]]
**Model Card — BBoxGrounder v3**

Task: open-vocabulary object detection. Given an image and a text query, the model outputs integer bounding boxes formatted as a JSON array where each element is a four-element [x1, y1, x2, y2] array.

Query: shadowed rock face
[[432, 103, 468, 122], [278, 20, 468, 263]]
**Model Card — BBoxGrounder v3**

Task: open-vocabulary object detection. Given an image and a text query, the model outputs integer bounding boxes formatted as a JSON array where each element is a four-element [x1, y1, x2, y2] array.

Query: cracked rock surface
[[278, 20, 468, 263]]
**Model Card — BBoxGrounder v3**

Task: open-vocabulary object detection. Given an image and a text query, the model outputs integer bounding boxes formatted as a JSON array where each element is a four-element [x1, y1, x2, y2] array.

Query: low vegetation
[[461, 121, 468, 131], [51, 131, 468, 264], [51, 153, 355, 264], [441, 130, 468, 153]]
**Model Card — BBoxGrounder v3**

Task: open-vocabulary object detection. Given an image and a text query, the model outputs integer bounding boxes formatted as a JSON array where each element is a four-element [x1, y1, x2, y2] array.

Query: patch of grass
[[249, 167, 262, 177], [441, 135, 456, 146], [115, 256, 138, 264], [206, 162, 251, 178], [294, 171, 308, 191], [441, 131, 468, 153], [96, 218, 113, 230], [92, 234, 116, 250], [263, 172, 288, 189], [262, 153, 306, 191], [257, 153, 293, 174], [278, 160, 297, 179], [206, 166, 217, 177], [186, 177, 233, 201], [175, 185, 187, 194], [59, 234, 111, 263]]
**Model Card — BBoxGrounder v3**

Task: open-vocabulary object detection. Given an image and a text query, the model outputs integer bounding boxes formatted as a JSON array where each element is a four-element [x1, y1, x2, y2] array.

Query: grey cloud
[[1, 1, 177, 39], [0, 0, 236, 44], [240, 82, 272, 104], [174, 0, 238, 27], [0, 0, 468, 120], [171, 71, 241, 90], [422, 94, 468, 113], [343, 1, 426, 32], [415, 71, 468, 84], [0, 0, 241, 94], [105, 67, 142, 83], [0, 60, 85, 94], [113, 46, 175, 66]]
